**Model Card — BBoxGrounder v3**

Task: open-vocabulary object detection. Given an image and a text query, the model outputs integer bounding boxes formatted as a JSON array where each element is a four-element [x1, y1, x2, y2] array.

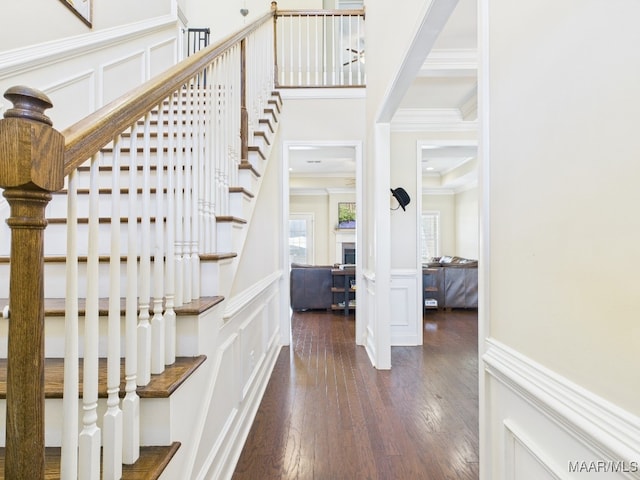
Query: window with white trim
[[421, 212, 440, 262], [289, 213, 314, 265]]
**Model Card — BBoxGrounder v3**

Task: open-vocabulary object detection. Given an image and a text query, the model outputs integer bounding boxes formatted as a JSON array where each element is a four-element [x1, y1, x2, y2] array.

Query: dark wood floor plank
[[233, 309, 479, 480]]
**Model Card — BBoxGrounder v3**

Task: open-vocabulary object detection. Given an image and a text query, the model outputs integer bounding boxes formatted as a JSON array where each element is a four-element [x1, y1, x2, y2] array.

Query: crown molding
[[278, 87, 366, 100], [289, 186, 356, 196], [392, 108, 478, 132], [289, 188, 330, 196]]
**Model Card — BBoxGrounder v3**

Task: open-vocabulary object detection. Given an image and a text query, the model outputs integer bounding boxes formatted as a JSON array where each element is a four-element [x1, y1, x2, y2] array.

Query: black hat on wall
[[390, 187, 411, 211]]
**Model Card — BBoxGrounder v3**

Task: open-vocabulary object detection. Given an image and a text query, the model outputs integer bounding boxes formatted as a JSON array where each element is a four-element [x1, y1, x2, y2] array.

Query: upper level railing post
[[240, 38, 249, 163], [272, 1, 279, 86], [0, 86, 64, 479]]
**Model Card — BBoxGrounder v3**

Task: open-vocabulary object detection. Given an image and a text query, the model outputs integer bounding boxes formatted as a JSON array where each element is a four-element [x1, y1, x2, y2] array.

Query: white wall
[[279, 95, 365, 141], [482, 0, 640, 477], [423, 192, 456, 256], [0, 9, 178, 130], [0, 0, 172, 52], [455, 186, 478, 259]]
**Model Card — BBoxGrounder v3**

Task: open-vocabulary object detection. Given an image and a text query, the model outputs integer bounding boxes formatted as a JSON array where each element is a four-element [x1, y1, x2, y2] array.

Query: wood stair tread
[[0, 442, 180, 480], [0, 255, 235, 264], [0, 296, 224, 316], [0, 355, 206, 399]]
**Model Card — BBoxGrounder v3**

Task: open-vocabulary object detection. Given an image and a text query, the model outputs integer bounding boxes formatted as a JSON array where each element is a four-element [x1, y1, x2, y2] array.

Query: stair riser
[[0, 397, 172, 447], [247, 149, 266, 174], [238, 168, 259, 193], [229, 192, 253, 219], [0, 257, 223, 300], [0, 310, 200, 359], [216, 221, 245, 253], [47, 192, 168, 219], [42, 220, 174, 256], [73, 168, 171, 190]]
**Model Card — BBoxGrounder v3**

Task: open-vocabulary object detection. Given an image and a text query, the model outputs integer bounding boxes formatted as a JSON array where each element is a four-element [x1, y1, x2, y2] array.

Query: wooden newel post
[[0, 86, 64, 479]]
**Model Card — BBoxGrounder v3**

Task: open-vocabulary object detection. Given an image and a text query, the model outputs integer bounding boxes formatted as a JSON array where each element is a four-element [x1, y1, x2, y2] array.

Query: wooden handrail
[[275, 9, 365, 16], [63, 9, 276, 176]]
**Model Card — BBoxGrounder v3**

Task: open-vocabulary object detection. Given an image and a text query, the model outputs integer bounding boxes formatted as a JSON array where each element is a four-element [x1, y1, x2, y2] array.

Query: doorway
[[282, 141, 364, 345]]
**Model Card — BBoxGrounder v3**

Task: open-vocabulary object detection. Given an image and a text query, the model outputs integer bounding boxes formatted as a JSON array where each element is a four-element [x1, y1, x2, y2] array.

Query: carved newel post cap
[[0, 85, 64, 191], [4, 85, 54, 125]]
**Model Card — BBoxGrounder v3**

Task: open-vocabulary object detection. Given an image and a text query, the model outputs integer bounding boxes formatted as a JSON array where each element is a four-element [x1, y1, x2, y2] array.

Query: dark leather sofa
[[423, 256, 478, 309], [290, 263, 334, 310]]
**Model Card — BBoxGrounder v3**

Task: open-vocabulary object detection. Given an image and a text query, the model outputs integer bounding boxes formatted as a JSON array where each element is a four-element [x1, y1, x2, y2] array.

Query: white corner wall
[[481, 0, 640, 478]]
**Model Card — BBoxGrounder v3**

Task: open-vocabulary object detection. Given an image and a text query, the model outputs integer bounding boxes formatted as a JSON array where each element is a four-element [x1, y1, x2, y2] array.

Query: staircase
[[0, 10, 282, 479]]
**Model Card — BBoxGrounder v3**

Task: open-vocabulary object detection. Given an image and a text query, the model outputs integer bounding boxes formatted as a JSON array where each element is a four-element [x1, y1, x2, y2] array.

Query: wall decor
[[338, 202, 356, 229], [59, 0, 92, 27]]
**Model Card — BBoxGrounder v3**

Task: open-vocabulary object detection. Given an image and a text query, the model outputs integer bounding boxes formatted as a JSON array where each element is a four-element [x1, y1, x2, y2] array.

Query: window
[[421, 212, 440, 262], [289, 213, 314, 265]]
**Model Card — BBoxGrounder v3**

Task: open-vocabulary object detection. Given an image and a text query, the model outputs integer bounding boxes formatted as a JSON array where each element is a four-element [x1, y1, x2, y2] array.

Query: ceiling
[[289, 0, 478, 193]]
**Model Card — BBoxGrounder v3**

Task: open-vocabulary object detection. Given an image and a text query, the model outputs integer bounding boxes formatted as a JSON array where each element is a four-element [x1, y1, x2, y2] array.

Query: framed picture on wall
[[338, 202, 356, 229], [59, 0, 92, 27]]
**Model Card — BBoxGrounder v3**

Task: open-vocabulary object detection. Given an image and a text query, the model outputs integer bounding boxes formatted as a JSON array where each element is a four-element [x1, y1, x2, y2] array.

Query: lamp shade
[[390, 187, 410, 211]]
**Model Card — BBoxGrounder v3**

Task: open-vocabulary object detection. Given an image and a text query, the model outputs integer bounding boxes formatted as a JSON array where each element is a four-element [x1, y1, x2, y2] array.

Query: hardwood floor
[[233, 309, 479, 480]]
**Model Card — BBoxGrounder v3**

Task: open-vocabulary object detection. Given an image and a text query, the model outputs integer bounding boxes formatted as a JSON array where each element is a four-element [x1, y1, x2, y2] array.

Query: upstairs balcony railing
[[274, 8, 366, 88]]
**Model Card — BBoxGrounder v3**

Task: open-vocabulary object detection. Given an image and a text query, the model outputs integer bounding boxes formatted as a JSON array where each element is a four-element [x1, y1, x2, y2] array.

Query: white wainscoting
[[390, 269, 422, 346], [483, 339, 640, 480], [0, 15, 178, 130], [363, 268, 377, 363], [178, 271, 284, 480], [101, 50, 146, 105]]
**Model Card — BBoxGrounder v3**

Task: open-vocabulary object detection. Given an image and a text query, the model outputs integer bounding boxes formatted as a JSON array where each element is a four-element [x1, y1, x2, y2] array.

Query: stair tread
[[0, 442, 180, 480], [0, 255, 236, 264], [0, 355, 206, 399], [0, 296, 224, 316]]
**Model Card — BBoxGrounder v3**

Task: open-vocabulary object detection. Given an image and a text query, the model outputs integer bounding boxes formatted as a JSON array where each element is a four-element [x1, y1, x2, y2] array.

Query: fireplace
[[343, 243, 356, 265], [335, 230, 356, 264]]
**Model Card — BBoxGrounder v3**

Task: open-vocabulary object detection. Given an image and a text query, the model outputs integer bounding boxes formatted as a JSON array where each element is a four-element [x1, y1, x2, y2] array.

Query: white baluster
[[315, 15, 319, 86], [104, 135, 123, 480], [306, 14, 310, 86], [183, 82, 194, 303], [332, 16, 337, 85], [175, 90, 185, 307], [137, 113, 152, 386], [61, 169, 79, 480], [289, 16, 294, 86], [202, 67, 213, 253], [78, 154, 101, 480], [123, 123, 140, 464], [191, 84, 201, 299], [165, 97, 177, 366], [151, 103, 166, 374]]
